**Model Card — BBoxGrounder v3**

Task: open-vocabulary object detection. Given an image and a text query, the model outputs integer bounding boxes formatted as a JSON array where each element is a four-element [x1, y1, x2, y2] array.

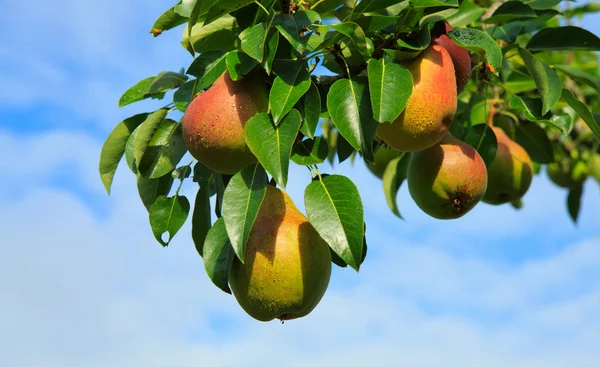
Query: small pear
[[547, 160, 588, 189], [483, 127, 534, 205], [366, 145, 402, 179], [182, 71, 268, 174], [376, 44, 458, 152], [229, 186, 332, 322], [408, 134, 488, 219]]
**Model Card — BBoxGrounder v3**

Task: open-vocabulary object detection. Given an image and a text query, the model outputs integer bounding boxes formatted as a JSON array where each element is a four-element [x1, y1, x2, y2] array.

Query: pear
[[483, 127, 533, 205], [547, 160, 588, 189], [229, 186, 332, 322], [366, 145, 402, 179], [408, 134, 487, 219], [182, 71, 267, 174], [432, 22, 471, 93], [376, 44, 458, 152]]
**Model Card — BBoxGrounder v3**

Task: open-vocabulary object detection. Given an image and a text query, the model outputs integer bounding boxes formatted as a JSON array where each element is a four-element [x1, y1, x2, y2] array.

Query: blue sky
[[1, 1, 600, 366]]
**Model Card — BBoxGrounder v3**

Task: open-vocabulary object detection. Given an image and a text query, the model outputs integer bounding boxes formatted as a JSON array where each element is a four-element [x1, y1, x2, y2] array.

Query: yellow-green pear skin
[[483, 127, 534, 205], [376, 44, 458, 152], [366, 145, 402, 179], [407, 134, 488, 219], [182, 71, 267, 175], [547, 160, 588, 188], [229, 186, 332, 322]]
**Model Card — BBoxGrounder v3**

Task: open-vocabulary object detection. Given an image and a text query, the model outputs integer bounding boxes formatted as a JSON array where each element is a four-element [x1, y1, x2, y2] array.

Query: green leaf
[[561, 89, 600, 143], [225, 50, 258, 81], [526, 0, 562, 10], [484, 1, 537, 24], [419, 8, 459, 26], [354, 15, 398, 33], [554, 65, 600, 94], [270, 61, 311, 124], [222, 164, 268, 262], [327, 76, 377, 162], [304, 174, 365, 271], [446, 0, 485, 27], [518, 48, 562, 115], [240, 22, 268, 63], [204, 0, 255, 24], [149, 195, 191, 246], [187, 51, 228, 90], [118, 77, 156, 108], [215, 174, 225, 217], [274, 10, 321, 53], [262, 30, 279, 74], [382, 152, 410, 219], [151, 4, 187, 37], [137, 175, 175, 210], [174, 0, 201, 17], [244, 110, 302, 188], [182, 14, 240, 54], [193, 181, 212, 257], [588, 154, 600, 185], [526, 26, 600, 52], [299, 81, 321, 138], [462, 125, 498, 167], [331, 22, 372, 60], [173, 79, 197, 112], [367, 58, 412, 123], [99, 113, 149, 194], [133, 109, 169, 171], [148, 71, 188, 95], [487, 21, 522, 43], [410, 0, 458, 7], [448, 28, 502, 75], [355, 0, 403, 14], [514, 122, 554, 164], [336, 134, 355, 163], [291, 137, 329, 165], [509, 96, 573, 135], [396, 26, 431, 51], [567, 186, 583, 224], [203, 217, 235, 293], [137, 119, 187, 179]]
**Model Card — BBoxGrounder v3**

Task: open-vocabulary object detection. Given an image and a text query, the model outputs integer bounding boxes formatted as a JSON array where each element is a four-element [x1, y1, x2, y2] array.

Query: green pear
[[547, 160, 588, 189], [408, 134, 488, 219], [376, 44, 458, 152], [229, 186, 332, 322], [366, 145, 402, 179], [483, 127, 533, 205], [182, 71, 268, 174]]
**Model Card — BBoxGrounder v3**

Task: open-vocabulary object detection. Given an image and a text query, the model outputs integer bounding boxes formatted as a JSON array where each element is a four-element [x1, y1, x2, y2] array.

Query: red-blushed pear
[[376, 44, 457, 152], [182, 71, 268, 174], [432, 22, 471, 93], [483, 127, 534, 205], [229, 186, 332, 322], [407, 133, 488, 219]]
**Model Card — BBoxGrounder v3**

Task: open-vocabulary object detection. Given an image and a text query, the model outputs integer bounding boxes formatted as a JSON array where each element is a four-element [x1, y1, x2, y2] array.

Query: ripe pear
[[229, 186, 332, 322], [366, 145, 402, 179], [407, 134, 487, 219], [182, 71, 267, 174], [376, 44, 457, 152], [432, 22, 471, 93], [483, 127, 534, 205], [547, 160, 588, 189]]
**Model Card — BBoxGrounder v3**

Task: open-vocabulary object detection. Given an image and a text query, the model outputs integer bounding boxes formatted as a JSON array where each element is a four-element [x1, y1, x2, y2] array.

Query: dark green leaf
[[382, 152, 410, 219], [240, 22, 268, 62], [99, 113, 149, 194], [149, 195, 191, 246], [420, 8, 459, 26], [291, 137, 329, 165], [262, 30, 279, 74], [244, 110, 302, 188], [270, 61, 311, 123], [203, 217, 236, 294], [410, 0, 458, 7], [554, 65, 600, 94], [355, 0, 404, 14], [133, 109, 169, 171], [336, 134, 355, 164], [222, 164, 268, 262], [567, 186, 583, 224], [182, 15, 240, 54], [561, 89, 600, 143], [151, 4, 187, 37], [225, 50, 259, 80], [304, 174, 364, 271], [396, 26, 431, 51], [518, 48, 562, 114], [527, 26, 600, 52], [509, 96, 573, 135], [448, 28, 502, 74], [367, 58, 412, 123], [299, 82, 321, 138], [331, 22, 372, 60], [137, 175, 174, 210], [354, 15, 398, 33], [514, 122, 554, 163], [484, 1, 537, 24], [174, 79, 197, 112], [186, 51, 228, 90], [446, 0, 485, 27], [274, 10, 321, 53], [148, 71, 188, 95], [327, 76, 377, 162], [137, 119, 187, 179], [463, 125, 498, 167], [204, 0, 255, 24], [118, 77, 156, 108], [487, 22, 522, 43], [527, 0, 562, 10], [193, 181, 212, 257]]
